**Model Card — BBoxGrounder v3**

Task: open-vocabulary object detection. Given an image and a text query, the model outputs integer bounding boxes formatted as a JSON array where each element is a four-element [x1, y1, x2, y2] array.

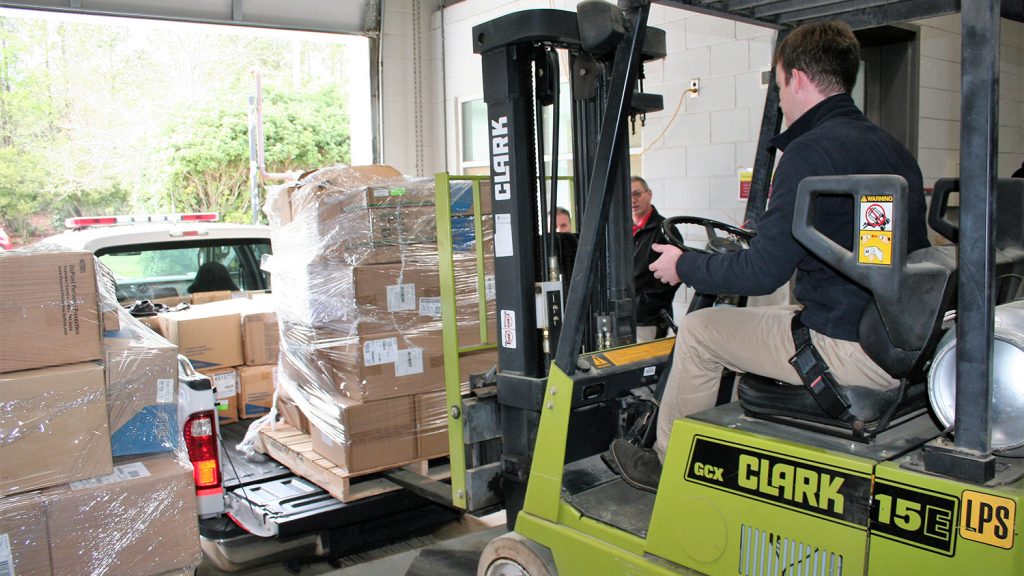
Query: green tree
[[163, 86, 350, 222], [0, 147, 46, 237]]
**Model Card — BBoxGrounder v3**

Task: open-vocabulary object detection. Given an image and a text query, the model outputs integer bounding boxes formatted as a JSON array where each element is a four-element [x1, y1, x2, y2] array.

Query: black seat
[[738, 175, 957, 440]]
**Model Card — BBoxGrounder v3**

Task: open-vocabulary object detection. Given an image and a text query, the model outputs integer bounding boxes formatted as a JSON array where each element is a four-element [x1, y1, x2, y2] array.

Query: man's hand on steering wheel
[[650, 216, 756, 286], [649, 243, 683, 285]]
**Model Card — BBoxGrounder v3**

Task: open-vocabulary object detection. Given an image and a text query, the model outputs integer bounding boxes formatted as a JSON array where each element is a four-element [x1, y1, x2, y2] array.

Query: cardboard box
[[276, 392, 309, 434], [309, 394, 417, 474], [191, 290, 249, 305], [238, 365, 275, 419], [415, 391, 449, 459], [0, 492, 52, 575], [202, 367, 239, 425], [0, 250, 102, 373], [45, 455, 201, 576], [104, 326, 180, 457], [241, 305, 279, 366], [0, 362, 112, 497], [283, 324, 446, 402], [160, 306, 243, 369]]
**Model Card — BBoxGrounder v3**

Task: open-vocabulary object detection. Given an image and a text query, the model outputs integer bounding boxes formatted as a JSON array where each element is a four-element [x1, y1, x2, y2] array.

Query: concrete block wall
[[914, 14, 1024, 184], [641, 5, 775, 233], [379, 0, 446, 176]]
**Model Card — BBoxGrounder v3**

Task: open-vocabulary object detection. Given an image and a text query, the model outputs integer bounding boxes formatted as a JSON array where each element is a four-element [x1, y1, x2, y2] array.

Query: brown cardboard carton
[[309, 394, 417, 474], [191, 290, 248, 305], [202, 367, 239, 425], [241, 306, 279, 366], [0, 250, 101, 373], [415, 391, 449, 459], [104, 326, 179, 457], [0, 492, 52, 575], [45, 455, 201, 576], [238, 365, 275, 419], [160, 306, 243, 369], [289, 325, 447, 402], [276, 392, 309, 434], [0, 362, 112, 497]]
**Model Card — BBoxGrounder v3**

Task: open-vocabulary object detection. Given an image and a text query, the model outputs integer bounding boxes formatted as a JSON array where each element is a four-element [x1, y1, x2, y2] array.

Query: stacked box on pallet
[[0, 248, 201, 575], [263, 166, 497, 475]]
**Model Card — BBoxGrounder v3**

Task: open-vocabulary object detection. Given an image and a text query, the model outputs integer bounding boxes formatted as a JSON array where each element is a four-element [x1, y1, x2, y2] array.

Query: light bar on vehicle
[[64, 212, 219, 229]]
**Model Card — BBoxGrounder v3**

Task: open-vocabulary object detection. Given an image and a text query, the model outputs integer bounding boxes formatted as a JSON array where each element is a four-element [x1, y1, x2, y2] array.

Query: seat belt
[[788, 312, 854, 422]]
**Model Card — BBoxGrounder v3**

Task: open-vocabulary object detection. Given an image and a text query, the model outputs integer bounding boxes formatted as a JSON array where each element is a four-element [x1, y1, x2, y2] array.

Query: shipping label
[[70, 462, 151, 490], [387, 283, 417, 312], [364, 337, 399, 366], [395, 348, 424, 376]]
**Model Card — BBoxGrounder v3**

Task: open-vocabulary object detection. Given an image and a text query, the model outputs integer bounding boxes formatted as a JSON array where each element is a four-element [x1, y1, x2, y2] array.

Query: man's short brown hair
[[773, 21, 860, 95]]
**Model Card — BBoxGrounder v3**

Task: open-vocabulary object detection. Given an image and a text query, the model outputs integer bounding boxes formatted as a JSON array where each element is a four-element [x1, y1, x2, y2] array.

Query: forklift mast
[[472, 1, 666, 525]]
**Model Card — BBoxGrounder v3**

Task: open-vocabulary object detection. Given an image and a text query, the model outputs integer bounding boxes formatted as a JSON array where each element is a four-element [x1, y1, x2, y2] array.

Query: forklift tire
[[478, 532, 557, 576]]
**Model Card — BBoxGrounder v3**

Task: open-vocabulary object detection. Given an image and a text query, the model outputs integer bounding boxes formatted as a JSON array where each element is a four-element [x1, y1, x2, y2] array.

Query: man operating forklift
[[610, 20, 930, 492]]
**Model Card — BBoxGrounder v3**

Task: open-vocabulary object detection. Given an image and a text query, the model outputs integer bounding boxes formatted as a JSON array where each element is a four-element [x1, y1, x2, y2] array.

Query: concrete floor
[[196, 511, 507, 576]]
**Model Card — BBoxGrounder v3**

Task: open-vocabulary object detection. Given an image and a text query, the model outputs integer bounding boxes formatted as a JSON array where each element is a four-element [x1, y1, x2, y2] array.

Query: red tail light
[[183, 411, 221, 491]]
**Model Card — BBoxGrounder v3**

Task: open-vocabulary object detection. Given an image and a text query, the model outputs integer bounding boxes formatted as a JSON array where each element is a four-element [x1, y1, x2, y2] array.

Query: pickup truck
[[42, 214, 458, 571]]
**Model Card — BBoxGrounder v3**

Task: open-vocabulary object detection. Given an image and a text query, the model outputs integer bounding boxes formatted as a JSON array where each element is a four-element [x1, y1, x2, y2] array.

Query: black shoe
[[610, 439, 662, 493], [600, 449, 620, 475]]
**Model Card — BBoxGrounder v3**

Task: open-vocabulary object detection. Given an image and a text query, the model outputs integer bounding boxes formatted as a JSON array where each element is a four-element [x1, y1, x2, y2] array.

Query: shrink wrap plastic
[[253, 166, 496, 467]]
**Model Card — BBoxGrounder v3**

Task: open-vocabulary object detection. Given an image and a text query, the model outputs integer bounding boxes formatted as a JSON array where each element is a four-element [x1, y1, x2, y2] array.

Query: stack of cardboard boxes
[[0, 249, 201, 575], [264, 166, 496, 474], [156, 295, 280, 426]]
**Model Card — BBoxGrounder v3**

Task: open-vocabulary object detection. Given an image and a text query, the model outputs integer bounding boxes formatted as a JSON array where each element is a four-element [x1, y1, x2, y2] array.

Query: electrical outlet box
[[689, 78, 700, 97]]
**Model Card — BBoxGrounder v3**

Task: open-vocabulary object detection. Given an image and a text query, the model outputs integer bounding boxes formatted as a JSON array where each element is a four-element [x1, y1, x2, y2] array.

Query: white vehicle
[[42, 213, 455, 572], [42, 213, 275, 519]]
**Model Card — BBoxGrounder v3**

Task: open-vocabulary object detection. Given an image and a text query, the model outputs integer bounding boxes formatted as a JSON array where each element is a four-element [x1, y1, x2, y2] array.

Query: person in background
[[610, 21, 928, 492], [555, 207, 573, 233], [188, 261, 239, 294], [631, 176, 680, 342]]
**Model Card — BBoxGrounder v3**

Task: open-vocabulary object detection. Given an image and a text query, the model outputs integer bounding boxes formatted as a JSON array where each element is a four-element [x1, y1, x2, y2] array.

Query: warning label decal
[[858, 195, 893, 265]]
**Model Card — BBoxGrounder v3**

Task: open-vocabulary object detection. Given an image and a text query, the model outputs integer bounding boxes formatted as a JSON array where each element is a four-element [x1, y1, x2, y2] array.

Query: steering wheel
[[661, 216, 755, 255]]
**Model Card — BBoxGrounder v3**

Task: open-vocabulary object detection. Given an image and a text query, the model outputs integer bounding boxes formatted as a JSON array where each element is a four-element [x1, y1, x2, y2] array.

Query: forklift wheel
[[478, 532, 557, 576]]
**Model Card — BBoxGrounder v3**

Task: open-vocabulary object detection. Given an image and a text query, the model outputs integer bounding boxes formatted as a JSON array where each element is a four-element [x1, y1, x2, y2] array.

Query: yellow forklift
[[441, 1, 1024, 575]]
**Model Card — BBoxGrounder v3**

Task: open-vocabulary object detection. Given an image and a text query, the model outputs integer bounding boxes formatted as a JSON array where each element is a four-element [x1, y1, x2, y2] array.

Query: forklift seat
[[738, 175, 958, 439]]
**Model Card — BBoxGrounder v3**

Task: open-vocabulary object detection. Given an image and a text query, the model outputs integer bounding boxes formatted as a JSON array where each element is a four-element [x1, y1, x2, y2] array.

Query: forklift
[[451, 1, 1024, 575]]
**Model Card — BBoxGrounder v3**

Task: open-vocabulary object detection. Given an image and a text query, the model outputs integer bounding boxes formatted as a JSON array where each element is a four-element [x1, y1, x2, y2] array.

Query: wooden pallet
[[259, 423, 451, 503]]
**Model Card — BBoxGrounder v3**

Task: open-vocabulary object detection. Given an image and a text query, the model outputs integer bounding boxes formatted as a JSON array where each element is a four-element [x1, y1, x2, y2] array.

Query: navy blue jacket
[[676, 94, 927, 341]]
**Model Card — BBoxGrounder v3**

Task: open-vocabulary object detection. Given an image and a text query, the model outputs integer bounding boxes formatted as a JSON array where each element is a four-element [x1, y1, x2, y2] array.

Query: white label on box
[[213, 372, 237, 398], [156, 378, 175, 403], [0, 533, 11, 576], [501, 309, 517, 349], [387, 283, 417, 311], [643, 366, 656, 377], [372, 187, 390, 198], [495, 213, 514, 257], [419, 297, 442, 317], [395, 348, 424, 377], [485, 274, 496, 301], [70, 462, 151, 490], [320, 430, 333, 447], [364, 337, 398, 366]]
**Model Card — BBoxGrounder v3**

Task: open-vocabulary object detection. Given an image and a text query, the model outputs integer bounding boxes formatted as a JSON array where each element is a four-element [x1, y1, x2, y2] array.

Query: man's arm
[[661, 151, 818, 296]]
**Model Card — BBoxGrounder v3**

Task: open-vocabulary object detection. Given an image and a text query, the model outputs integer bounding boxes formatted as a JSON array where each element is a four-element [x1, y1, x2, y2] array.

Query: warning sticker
[[859, 195, 893, 265], [501, 309, 517, 349], [960, 490, 1015, 549], [592, 338, 674, 367], [387, 283, 417, 311]]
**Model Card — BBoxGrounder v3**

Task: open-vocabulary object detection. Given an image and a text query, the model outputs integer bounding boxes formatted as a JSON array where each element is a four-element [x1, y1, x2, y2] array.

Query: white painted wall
[[914, 14, 1024, 184], [379, 0, 446, 176]]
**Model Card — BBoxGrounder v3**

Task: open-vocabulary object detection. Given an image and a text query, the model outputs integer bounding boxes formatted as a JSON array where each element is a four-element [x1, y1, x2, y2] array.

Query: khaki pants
[[653, 305, 898, 459]]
